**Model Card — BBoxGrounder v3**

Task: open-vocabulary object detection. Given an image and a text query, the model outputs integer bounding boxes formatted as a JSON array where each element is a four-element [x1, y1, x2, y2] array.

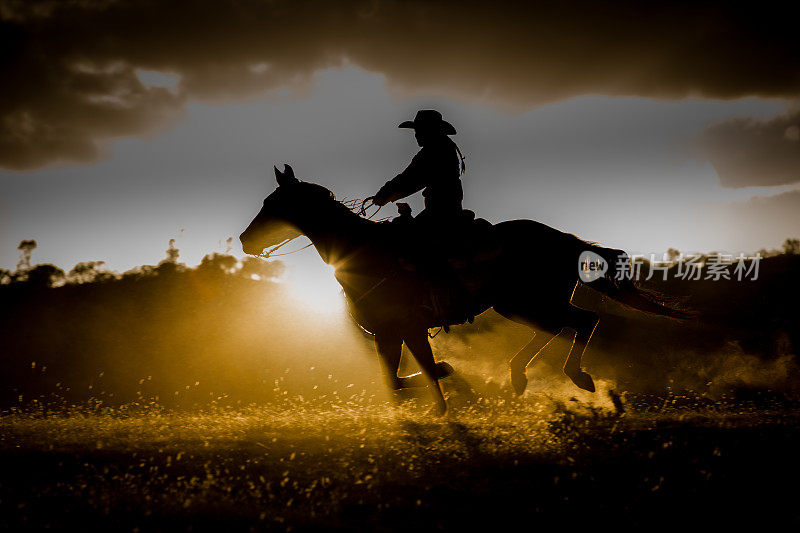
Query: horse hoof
[[510, 367, 528, 396], [431, 401, 448, 417], [566, 370, 596, 393], [435, 362, 455, 379]]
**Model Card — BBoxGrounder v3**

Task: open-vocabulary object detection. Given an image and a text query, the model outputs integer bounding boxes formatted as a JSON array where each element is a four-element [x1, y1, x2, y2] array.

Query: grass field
[[2, 391, 798, 531]]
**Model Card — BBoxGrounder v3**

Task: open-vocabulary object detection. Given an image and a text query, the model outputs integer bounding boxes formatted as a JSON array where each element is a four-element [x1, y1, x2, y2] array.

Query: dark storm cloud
[[2, 0, 799, 170], [696, 108, 800, 187]]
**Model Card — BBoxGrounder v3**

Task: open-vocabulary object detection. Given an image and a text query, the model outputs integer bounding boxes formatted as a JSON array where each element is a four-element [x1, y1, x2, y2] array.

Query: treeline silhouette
[[1, 240, 384, 410], [1, 239, 798, 410]]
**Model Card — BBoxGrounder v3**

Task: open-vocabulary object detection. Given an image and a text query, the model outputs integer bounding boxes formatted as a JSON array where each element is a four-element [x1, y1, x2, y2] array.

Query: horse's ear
[[275, 163, 299, 187]]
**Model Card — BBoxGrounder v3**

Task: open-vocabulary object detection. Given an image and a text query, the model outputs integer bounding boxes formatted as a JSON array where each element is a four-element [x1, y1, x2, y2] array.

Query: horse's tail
[[586, 245, 694, 320]]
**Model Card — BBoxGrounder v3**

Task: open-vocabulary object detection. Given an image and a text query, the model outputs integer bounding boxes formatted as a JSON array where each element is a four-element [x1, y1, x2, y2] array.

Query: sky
[[2, 1, 799, 272]]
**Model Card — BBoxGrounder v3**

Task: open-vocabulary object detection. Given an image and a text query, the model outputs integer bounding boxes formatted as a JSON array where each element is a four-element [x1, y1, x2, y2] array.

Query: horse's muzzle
[[240, 233, 261, 256]]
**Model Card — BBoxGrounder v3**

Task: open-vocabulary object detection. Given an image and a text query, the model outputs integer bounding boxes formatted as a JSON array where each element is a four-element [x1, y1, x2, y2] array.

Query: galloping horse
[[240, 165, 688, 415]]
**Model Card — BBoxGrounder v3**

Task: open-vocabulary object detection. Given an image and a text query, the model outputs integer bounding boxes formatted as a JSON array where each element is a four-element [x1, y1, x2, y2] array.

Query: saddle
[[386, 207, 497, 271], [383, 206, 499, 328], [444, 210, 497, 268]]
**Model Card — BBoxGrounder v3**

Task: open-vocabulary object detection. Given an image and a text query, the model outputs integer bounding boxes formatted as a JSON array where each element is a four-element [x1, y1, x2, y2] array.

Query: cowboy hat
[[399, 109, 457, 135]]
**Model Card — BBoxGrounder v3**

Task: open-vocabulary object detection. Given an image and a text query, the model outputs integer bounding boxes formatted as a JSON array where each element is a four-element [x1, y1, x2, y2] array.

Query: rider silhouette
[[373, 110, 472, 327], [373, 110, 465, 225]]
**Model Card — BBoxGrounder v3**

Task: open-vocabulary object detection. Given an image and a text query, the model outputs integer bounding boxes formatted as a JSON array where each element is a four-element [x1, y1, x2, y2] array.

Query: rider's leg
[[412, 210, 474, 326], [403, 329, 448, 416]]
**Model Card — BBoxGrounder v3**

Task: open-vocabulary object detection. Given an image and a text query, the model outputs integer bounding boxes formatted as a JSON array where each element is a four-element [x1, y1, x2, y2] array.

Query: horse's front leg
[[374, 331, 403, 391], [375, 330, 453, 396], [403, 330, 448, 417]]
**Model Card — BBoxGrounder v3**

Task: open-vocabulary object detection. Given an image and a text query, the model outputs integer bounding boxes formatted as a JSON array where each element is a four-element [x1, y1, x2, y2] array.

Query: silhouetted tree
[[666, 248, 680, 261], [240, 256, 285, 280], [67, 261, 115, 284], [198, 253, 238, 274], [165, 238, 180, 263], [16, 239, 36, 271], [25, 264, 65, 289], [155, 238, 187, 277], [783, 238, 800, 255]]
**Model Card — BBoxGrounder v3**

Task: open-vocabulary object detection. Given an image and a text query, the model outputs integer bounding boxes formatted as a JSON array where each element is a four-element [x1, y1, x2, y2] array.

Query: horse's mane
[[301, 182, 378, 227]]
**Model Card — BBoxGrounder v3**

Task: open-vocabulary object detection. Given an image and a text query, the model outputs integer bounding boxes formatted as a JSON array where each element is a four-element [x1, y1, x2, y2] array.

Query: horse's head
[[239, 164, 335, 256]]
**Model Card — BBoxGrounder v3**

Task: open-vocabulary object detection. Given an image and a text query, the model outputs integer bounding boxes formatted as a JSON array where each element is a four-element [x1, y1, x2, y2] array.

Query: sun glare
[[279, 244, 345, 314]]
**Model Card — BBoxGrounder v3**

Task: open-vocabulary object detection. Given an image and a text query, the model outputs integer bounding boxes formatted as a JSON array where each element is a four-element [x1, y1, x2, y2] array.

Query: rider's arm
[[374, 151, 430, 206]]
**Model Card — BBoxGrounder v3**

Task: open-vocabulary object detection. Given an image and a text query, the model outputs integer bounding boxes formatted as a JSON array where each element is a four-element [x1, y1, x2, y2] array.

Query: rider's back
[[413, 137, 463, 215]]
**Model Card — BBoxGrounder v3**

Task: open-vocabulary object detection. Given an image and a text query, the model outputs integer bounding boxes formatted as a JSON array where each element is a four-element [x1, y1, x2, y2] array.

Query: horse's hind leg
[[508, 331, 560, 396], [495, 306, 561, 396], [562, 305, 599, 393], [403, 330, 448, 417]]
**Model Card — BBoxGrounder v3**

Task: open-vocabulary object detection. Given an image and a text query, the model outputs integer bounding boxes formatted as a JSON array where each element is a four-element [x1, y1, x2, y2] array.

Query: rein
[[257, 238, 313, 259], [358, 196, 383, 220]]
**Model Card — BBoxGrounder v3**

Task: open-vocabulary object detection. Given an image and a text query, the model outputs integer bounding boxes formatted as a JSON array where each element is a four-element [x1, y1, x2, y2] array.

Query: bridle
[[256, 238, 312, 259]]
